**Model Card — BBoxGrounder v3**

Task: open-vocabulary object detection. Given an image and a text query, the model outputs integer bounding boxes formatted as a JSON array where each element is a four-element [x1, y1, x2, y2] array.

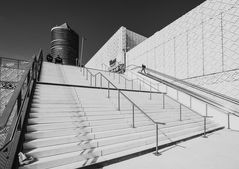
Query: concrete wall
[[127, 0, 239, 79], [86, 26, 146, 70]]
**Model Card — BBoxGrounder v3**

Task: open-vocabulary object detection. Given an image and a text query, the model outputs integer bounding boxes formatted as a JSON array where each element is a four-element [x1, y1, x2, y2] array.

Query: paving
[[104, 129, 239, 169]]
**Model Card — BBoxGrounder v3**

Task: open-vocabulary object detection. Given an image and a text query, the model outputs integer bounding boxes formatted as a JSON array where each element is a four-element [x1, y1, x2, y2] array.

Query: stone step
[[30, 107, 82, 113], [25, 118, 207, 150], [20, 123, 219, 169]]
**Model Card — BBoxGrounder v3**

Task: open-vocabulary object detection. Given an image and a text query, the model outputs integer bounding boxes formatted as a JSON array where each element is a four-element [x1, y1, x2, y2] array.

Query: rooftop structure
[[51, 23, 79, 65]]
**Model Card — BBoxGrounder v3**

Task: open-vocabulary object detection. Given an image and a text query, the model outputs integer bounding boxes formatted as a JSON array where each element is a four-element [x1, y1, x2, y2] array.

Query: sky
[[0, 0, 205, 65]]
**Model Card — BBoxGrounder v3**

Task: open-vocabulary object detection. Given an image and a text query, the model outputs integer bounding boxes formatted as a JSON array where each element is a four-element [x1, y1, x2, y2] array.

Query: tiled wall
[[86, 27, 146, 70], [127, 0, 239, 79]]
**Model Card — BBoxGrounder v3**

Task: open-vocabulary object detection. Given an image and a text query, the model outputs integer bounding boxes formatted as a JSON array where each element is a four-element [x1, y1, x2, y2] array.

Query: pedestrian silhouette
[[55, 55, 63, 64], [141, 64, 146, 74], [46, 54, 53, 62]]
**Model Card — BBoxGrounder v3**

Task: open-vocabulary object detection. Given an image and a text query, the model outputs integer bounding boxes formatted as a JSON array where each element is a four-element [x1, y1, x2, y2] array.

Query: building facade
[[86, 26, 146, 71], [86, 0, 239, 100]]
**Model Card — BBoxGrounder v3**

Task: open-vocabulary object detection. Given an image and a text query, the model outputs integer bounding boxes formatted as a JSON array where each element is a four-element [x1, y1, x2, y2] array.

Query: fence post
[[132, 104, 135, 128]]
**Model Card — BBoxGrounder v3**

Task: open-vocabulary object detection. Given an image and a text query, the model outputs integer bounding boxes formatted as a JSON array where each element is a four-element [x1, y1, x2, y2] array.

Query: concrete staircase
[[19, 62, 222, 169]]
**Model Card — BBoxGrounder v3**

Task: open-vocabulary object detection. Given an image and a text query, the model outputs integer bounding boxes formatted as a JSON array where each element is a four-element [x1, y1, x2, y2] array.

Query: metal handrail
[[82, 67, 166, 154], [147, 67, 239, 105], [141, 72, 239, 125], [0, 51, 42, 145], [0, 50, 43, 168], [0, 53, 41, 128], [99, 64, 161, 93], [144, 72, 239, 116], [101, 64, 222, 136], [127, 65, 239, 110]]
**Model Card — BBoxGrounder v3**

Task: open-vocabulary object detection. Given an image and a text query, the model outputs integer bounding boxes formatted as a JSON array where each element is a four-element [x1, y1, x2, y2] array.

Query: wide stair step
[[20, 63, 223, 169]]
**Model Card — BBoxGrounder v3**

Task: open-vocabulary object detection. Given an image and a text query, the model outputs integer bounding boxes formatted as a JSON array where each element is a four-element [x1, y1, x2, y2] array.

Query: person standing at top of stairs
[[55, 55, 63, 64]]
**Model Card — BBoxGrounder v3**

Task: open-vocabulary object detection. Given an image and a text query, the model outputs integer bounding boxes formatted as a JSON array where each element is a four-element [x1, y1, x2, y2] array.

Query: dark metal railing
[[81, 67, 166, 155], [0, 50, 43, 169]]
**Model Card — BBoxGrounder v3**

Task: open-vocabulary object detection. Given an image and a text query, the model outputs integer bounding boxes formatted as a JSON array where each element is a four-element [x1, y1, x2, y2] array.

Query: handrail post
[[163, 94, 165, 109], [149, 83, 152, 100], [132, 104, 135, 128], [90, 74, 92, 86], [17, 92, 22, 113], [139, 80, 141, 90], [228, 113, 230, 129], [86, 70, 88, 80], [189, 96, 192, 108], [155, 123, 159, 155], [125, 78, 126, 89], [179, 104, 182, 121], [203, 116, 207, 138], [118, 90, 120, 111], [95, 75, 97, 87], [100, 74, 102, 88], [107, 81, 110, 98]]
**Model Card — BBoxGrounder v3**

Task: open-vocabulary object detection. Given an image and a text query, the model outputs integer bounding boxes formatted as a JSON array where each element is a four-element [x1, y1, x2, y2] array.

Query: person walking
[[141, 64, 146, 74]]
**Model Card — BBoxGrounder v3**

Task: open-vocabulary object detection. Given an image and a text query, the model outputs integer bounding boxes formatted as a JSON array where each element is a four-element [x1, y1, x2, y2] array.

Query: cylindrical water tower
[[51, 23, 79, 65]]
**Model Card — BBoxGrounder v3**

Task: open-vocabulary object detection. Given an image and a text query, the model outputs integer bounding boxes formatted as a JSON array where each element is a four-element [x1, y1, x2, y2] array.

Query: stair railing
[[141, 72, 239, 131], [96, 64, 162, 97], [81, 67, 167, 155], [0, 50, 43, 169], [96, 64, 216, 135]]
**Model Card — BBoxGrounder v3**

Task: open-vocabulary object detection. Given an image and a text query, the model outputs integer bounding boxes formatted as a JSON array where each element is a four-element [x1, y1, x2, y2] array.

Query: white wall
[[86, 26, 146, 70], [127, 0, 239, 79]]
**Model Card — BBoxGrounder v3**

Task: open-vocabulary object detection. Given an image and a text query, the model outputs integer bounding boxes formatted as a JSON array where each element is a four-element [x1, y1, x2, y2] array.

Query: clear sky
[[0, 0, 205, 64]]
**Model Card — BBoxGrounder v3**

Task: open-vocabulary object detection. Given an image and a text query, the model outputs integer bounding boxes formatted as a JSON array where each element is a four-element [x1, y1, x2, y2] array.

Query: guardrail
[[0, 50, 43, 169], [80, 67, 166, 155], [100, 64, 219, 134], [97, 64, 161, 99], [140, 72, 239, 130]]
